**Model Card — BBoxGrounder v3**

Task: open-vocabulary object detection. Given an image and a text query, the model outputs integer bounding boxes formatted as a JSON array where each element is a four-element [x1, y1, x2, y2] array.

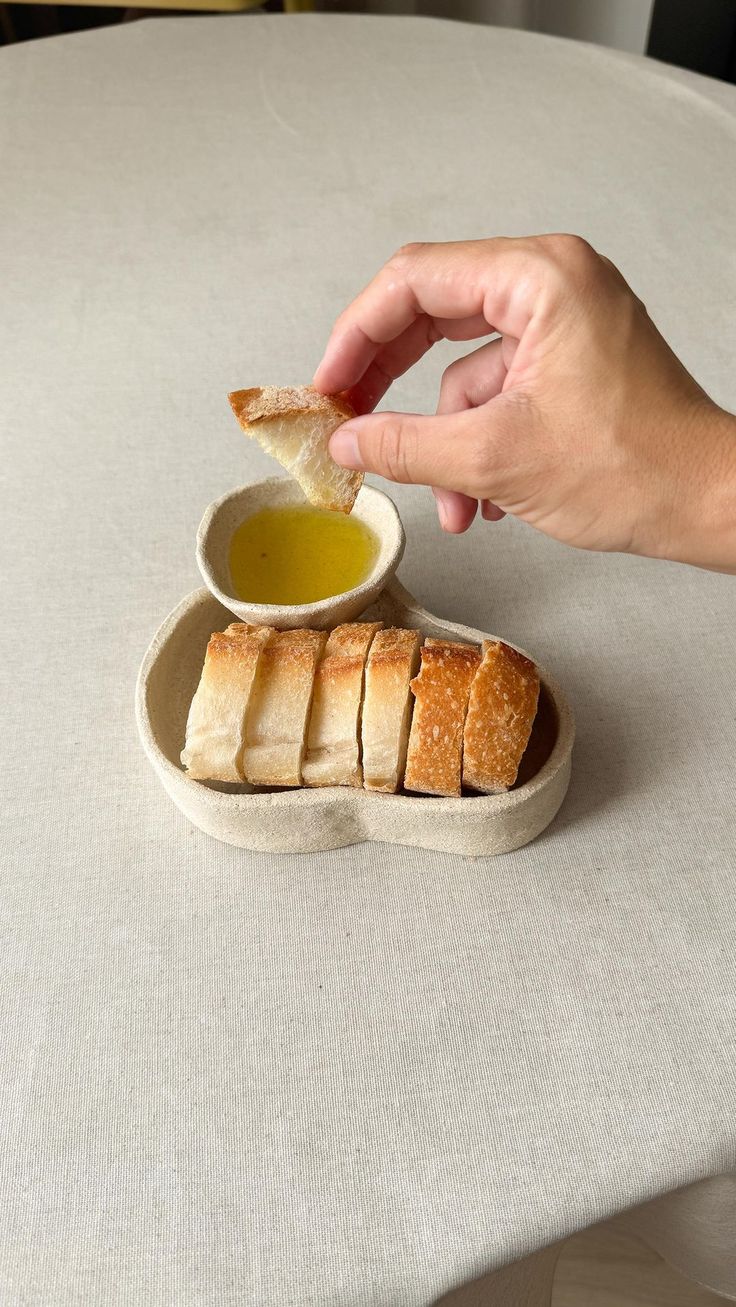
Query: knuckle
[[530, 234, 604, 306], [602, 255, 647, 313], [539, 233, 600, 281], [376, 419, 417, 484], [388, 241, 426, 272], [628, 287, 650, 324], [546, 232, 595, 263]]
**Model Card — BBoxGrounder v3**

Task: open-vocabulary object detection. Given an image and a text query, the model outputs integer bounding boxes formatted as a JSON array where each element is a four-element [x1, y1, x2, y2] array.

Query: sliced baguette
[[302, 622, 383, 788], [404, 639, 481, 798], [241, 628, 327, 787], [463, 640, 540, 794], [228, 385, 362, 513], [361, 627, 422, 793], [181, 623, 272, 782]]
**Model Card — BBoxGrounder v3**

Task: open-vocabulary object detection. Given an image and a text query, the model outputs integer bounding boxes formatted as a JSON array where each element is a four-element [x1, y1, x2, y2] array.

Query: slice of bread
[[241, 628, 327, 787], [361, 627, 422, 793], [463, 640, 540, 793], [228, 385, 362, 513], [404, 639, 481, 797], [181, 622, 272, 782], [302, 622, 383, 788]]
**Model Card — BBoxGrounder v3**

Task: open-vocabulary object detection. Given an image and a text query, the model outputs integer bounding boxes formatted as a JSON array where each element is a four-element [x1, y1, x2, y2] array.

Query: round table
[[1, 13, 735, 1306]]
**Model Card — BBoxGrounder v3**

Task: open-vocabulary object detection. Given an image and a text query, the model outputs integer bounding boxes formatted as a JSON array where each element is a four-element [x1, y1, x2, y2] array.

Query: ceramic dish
[[196, 477, 405, 630], [136, 578, 574, 856]]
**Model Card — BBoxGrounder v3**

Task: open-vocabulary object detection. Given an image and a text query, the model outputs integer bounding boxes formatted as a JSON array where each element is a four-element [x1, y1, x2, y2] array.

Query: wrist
[[653, 401, 736, 574]]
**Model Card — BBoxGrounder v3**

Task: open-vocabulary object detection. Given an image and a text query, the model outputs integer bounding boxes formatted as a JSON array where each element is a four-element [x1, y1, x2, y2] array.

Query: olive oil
[[229, 504, 379, 606]]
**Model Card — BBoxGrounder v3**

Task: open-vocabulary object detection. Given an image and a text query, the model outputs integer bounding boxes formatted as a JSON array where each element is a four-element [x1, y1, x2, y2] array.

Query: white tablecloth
[[1, 14, 735, 1306]]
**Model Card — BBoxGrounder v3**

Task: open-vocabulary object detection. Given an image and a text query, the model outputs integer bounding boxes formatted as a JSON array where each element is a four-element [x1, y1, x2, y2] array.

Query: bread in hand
[[361, 627, 422, 793], [181, 622, 272, 782], [241, 628, 327, 787], [302, 622, 383, 788], [404, 639, 481, 797], [228, 385, 362, 513], [463, 640, 540, 793]]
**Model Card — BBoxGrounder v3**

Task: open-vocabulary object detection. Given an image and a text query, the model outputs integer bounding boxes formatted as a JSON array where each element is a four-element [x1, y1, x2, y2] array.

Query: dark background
[[2, 0, 736, 85], [647, 0, 736, 82]]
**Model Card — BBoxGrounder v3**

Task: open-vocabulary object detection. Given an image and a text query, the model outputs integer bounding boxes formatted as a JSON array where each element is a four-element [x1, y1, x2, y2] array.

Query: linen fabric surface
[[1, 14, 735, 1306]]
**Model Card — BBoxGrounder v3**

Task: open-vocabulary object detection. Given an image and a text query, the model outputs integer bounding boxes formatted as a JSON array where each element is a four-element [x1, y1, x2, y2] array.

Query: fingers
[[481, 499, 506, 522], [314, 236, 563, 396], [344, 314, 443, 415], [436, 338, 508, 414], [345, 313, 498, 414], [329, 409, 509, 528], [329, 407, 488, 495], [429, 340, 508, 532], [433, 488, 478, 533]]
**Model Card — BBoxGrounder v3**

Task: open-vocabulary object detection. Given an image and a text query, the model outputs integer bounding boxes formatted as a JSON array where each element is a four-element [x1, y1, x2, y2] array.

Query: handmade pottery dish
[[196, 477, 405, 631], [136, 577, 575, 857]]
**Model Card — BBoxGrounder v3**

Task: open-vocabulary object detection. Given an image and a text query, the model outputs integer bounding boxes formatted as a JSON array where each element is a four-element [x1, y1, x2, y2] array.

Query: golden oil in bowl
[[228, 504, 380, 606]]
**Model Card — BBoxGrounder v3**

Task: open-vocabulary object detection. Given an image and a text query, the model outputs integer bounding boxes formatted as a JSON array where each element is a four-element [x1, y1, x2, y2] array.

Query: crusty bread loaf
[[183, 624, 539, 796], [181, 622, 272, 782], [242, 628, 327, 787], [302, 622, 383, 788], [362, 627, 422, 793], [404, 639, 481, 797], [463, 640, 540, 793], [228, 385, 362, 514]]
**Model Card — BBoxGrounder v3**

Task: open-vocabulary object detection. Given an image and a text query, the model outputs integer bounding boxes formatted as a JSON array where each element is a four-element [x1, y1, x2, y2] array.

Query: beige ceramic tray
[[136, 578, 575, 856]]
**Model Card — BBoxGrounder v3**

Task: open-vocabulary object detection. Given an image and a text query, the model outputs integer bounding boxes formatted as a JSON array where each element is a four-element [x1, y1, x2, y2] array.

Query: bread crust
[[181, 622, 272, 782], [362, 627, 422, 793], [463, 640, 540, 794], [404, 639, 481, 798], [242, 628, 327, 787], [302, 622, 383, 788], [229, 385, 355, 426], [228, 384, 362, 513]]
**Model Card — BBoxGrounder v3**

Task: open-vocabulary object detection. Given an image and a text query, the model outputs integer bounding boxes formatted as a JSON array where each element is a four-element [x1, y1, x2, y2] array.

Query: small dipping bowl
[[196, 477, 406, 630]]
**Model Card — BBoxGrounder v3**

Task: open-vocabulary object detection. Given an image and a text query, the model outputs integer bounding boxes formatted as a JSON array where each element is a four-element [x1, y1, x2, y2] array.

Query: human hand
[[313, 236, 736, 572]]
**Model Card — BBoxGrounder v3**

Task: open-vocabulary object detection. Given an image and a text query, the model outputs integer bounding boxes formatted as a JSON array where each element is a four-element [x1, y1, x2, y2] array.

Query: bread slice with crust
[[241, 628, 327, 787], [361, 627, 422, 793], [181, 622, 273, 782], [228, 385, 362, 513], [302, 622, 383, 788], [463, 640, 540, 793], [404, 639, 481, 798]]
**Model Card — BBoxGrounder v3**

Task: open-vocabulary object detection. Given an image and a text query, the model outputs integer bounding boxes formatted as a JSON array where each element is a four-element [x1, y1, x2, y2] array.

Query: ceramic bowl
[[195, 477, 405, 630], [136, 577, 575, 857]]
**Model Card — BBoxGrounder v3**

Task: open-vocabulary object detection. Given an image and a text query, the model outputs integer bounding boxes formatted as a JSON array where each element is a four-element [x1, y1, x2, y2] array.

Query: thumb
[[328, 408, 487, 495]]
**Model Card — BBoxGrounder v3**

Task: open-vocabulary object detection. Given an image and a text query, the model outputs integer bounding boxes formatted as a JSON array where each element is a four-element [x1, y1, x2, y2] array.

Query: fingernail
[[329, 427, 363, 470], [432, 488, 449, 530], [481, 500, 506, 522]]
